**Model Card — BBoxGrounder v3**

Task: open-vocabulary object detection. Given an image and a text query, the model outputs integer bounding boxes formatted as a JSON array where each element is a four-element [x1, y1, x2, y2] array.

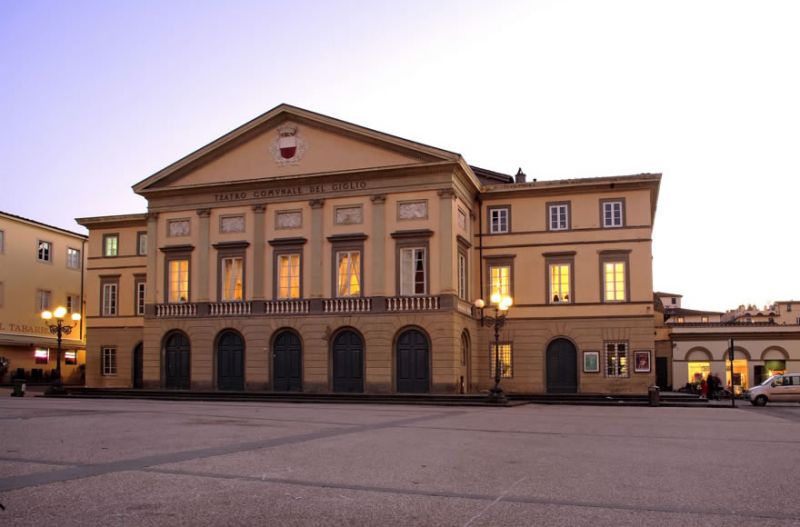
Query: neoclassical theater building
[[77, 104, 661, 395]]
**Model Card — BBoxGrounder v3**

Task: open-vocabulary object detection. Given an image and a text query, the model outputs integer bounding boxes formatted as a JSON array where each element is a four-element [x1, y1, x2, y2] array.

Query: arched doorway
[[217, 330, 244, 391], [164, 332, 190, 389], [546, 338, 578, 394], [332, 330, 364, 393], [396, 329, 430, 393], [273, 330, 302, 392], [132, 342, 143, 389]]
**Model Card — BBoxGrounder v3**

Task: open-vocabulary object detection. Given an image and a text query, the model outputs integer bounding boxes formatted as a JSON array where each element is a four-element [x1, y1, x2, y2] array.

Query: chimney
[[515, 167, 526, 183]]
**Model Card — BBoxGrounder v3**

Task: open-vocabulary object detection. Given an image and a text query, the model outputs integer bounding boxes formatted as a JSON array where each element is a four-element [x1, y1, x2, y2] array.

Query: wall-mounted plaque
[[220, 215, 245, 234], [167, 219, 190, 237], [276, 210, 302, 229], [335, 206, 363, 225], [398, 200, 428, 220]]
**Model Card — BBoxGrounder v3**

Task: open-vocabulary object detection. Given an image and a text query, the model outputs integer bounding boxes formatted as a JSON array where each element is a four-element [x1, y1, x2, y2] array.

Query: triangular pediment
[[133, 104, 461, 194]]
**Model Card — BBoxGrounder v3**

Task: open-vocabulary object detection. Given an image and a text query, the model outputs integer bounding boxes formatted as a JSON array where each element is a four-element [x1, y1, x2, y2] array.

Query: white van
[[747, 374, 800, 406]]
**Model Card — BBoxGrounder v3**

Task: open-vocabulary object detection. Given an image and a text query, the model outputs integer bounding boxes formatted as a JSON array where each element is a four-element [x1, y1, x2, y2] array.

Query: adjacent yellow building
[[0, 211, 87, 384], [77, 104, 661, 395]]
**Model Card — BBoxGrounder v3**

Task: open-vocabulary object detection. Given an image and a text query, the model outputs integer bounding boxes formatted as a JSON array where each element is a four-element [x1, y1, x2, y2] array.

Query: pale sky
[[1, 0, 798, 312]]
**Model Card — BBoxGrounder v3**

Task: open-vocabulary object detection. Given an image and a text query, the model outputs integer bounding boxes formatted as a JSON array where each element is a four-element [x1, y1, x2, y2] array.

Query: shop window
[[489, 343, 512, 378], [605, 342, 628, 377], [65, 351, 77, 365], [687, 361, 711, 384], [34, 348, 49, 364], [101, 347, 117, 376]]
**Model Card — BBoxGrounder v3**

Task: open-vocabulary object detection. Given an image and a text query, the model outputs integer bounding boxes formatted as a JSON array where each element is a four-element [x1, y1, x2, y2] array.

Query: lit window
[[36, 290, 51, 312], [221, 257, 243, 301], [102, 282, 118, 316], [606, 342, 628, 377], [336, 251, 361, 297], [65, 351, 77, 365], [277, 254, 301, 299], [168, 259, 189, 303], [103, 235, 118, 257], [400, 247, 426, 295], [602, 201, 624, 228], [101, 347, 117, 375], [66, 247, 81, 269], [35, 348, 49, 364], [489, 265, 511, 298], [675, 316, 685, 323], [37, 240, 52, 262], [489, 207, 509, 234], [700, 316, 709, 323], [548, 204, 569, 231], [137, 232, 148, 256], [490, 343, 512, 378], [603, 261, 626, 302], [135, 281, 146, 316], [549, 263, 571, 303]]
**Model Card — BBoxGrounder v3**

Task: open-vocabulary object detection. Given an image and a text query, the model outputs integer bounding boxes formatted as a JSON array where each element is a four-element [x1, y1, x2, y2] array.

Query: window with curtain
[[400, 247, 426, 295], [489, 265, 511, 298], [168, 259, 189, 303], [549, 263, 571, 303], [277, 253, 301, 299], [337, 251, 361, 297], [221, 257, 243, 301]]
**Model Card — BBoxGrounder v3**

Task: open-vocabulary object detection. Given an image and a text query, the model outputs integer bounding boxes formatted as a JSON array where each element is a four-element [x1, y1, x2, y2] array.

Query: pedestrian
[[713, 373, 723, 399], [701, 377, 708, 398], [707, 373, 716, 400]]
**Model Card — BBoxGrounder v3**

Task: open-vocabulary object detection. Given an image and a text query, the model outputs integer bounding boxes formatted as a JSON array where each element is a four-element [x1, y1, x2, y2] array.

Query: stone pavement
[[1, 396, 799, 526]]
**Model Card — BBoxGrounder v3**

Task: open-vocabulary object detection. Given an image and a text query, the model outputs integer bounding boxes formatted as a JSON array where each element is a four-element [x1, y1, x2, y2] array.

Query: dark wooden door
[[164, 333, 190, 389], [546, 338, 578, 394], [217, 331, 244, 391], [273, 331, 302, 392], [396, 330, 430, 393], [656, 357, 669, 390], [332, 330, 364, 393], [133, 343, 143, 389]]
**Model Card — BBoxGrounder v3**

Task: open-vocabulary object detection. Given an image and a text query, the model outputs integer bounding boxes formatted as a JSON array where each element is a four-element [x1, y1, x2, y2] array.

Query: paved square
[[1, 397, 799, 526]]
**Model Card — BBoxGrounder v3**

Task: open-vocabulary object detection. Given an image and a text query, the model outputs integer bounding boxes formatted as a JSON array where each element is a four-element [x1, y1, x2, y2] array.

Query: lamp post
[[474, 293, 513, 403], [41, 306, 81, 395]]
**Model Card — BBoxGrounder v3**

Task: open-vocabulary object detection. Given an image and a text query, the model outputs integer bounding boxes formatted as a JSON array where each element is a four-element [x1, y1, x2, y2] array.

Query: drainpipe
[[80, 238, 86, 340], [477, 197, 484, 301]]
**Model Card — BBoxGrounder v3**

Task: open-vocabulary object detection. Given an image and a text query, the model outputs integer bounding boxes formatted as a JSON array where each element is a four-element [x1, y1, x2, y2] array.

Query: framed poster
[[583, 351, 600, 373], [634, 350, 651, 373]]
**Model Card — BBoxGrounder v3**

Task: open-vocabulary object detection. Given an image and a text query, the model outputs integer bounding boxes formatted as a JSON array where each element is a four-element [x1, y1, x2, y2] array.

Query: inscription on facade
[[213, 180, 367, 203]]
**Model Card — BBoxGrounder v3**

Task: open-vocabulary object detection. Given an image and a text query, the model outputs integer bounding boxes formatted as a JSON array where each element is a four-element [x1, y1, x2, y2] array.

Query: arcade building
[[77, 104, 661, 395]]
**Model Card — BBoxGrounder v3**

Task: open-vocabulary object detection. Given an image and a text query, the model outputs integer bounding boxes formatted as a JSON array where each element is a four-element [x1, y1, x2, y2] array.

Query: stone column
[[309, 199, 325, 298], [196, 209, 211, 302], [370, 194, 387, 296], [252, 204, 266, 300], [438, 189, 456, 294], [145, 212, 159, 304]]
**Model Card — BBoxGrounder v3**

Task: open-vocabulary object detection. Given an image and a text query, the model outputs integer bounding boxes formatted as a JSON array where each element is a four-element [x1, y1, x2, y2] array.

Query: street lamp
[[474, 292, 513, 403], [41, 306, 81, 395]]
